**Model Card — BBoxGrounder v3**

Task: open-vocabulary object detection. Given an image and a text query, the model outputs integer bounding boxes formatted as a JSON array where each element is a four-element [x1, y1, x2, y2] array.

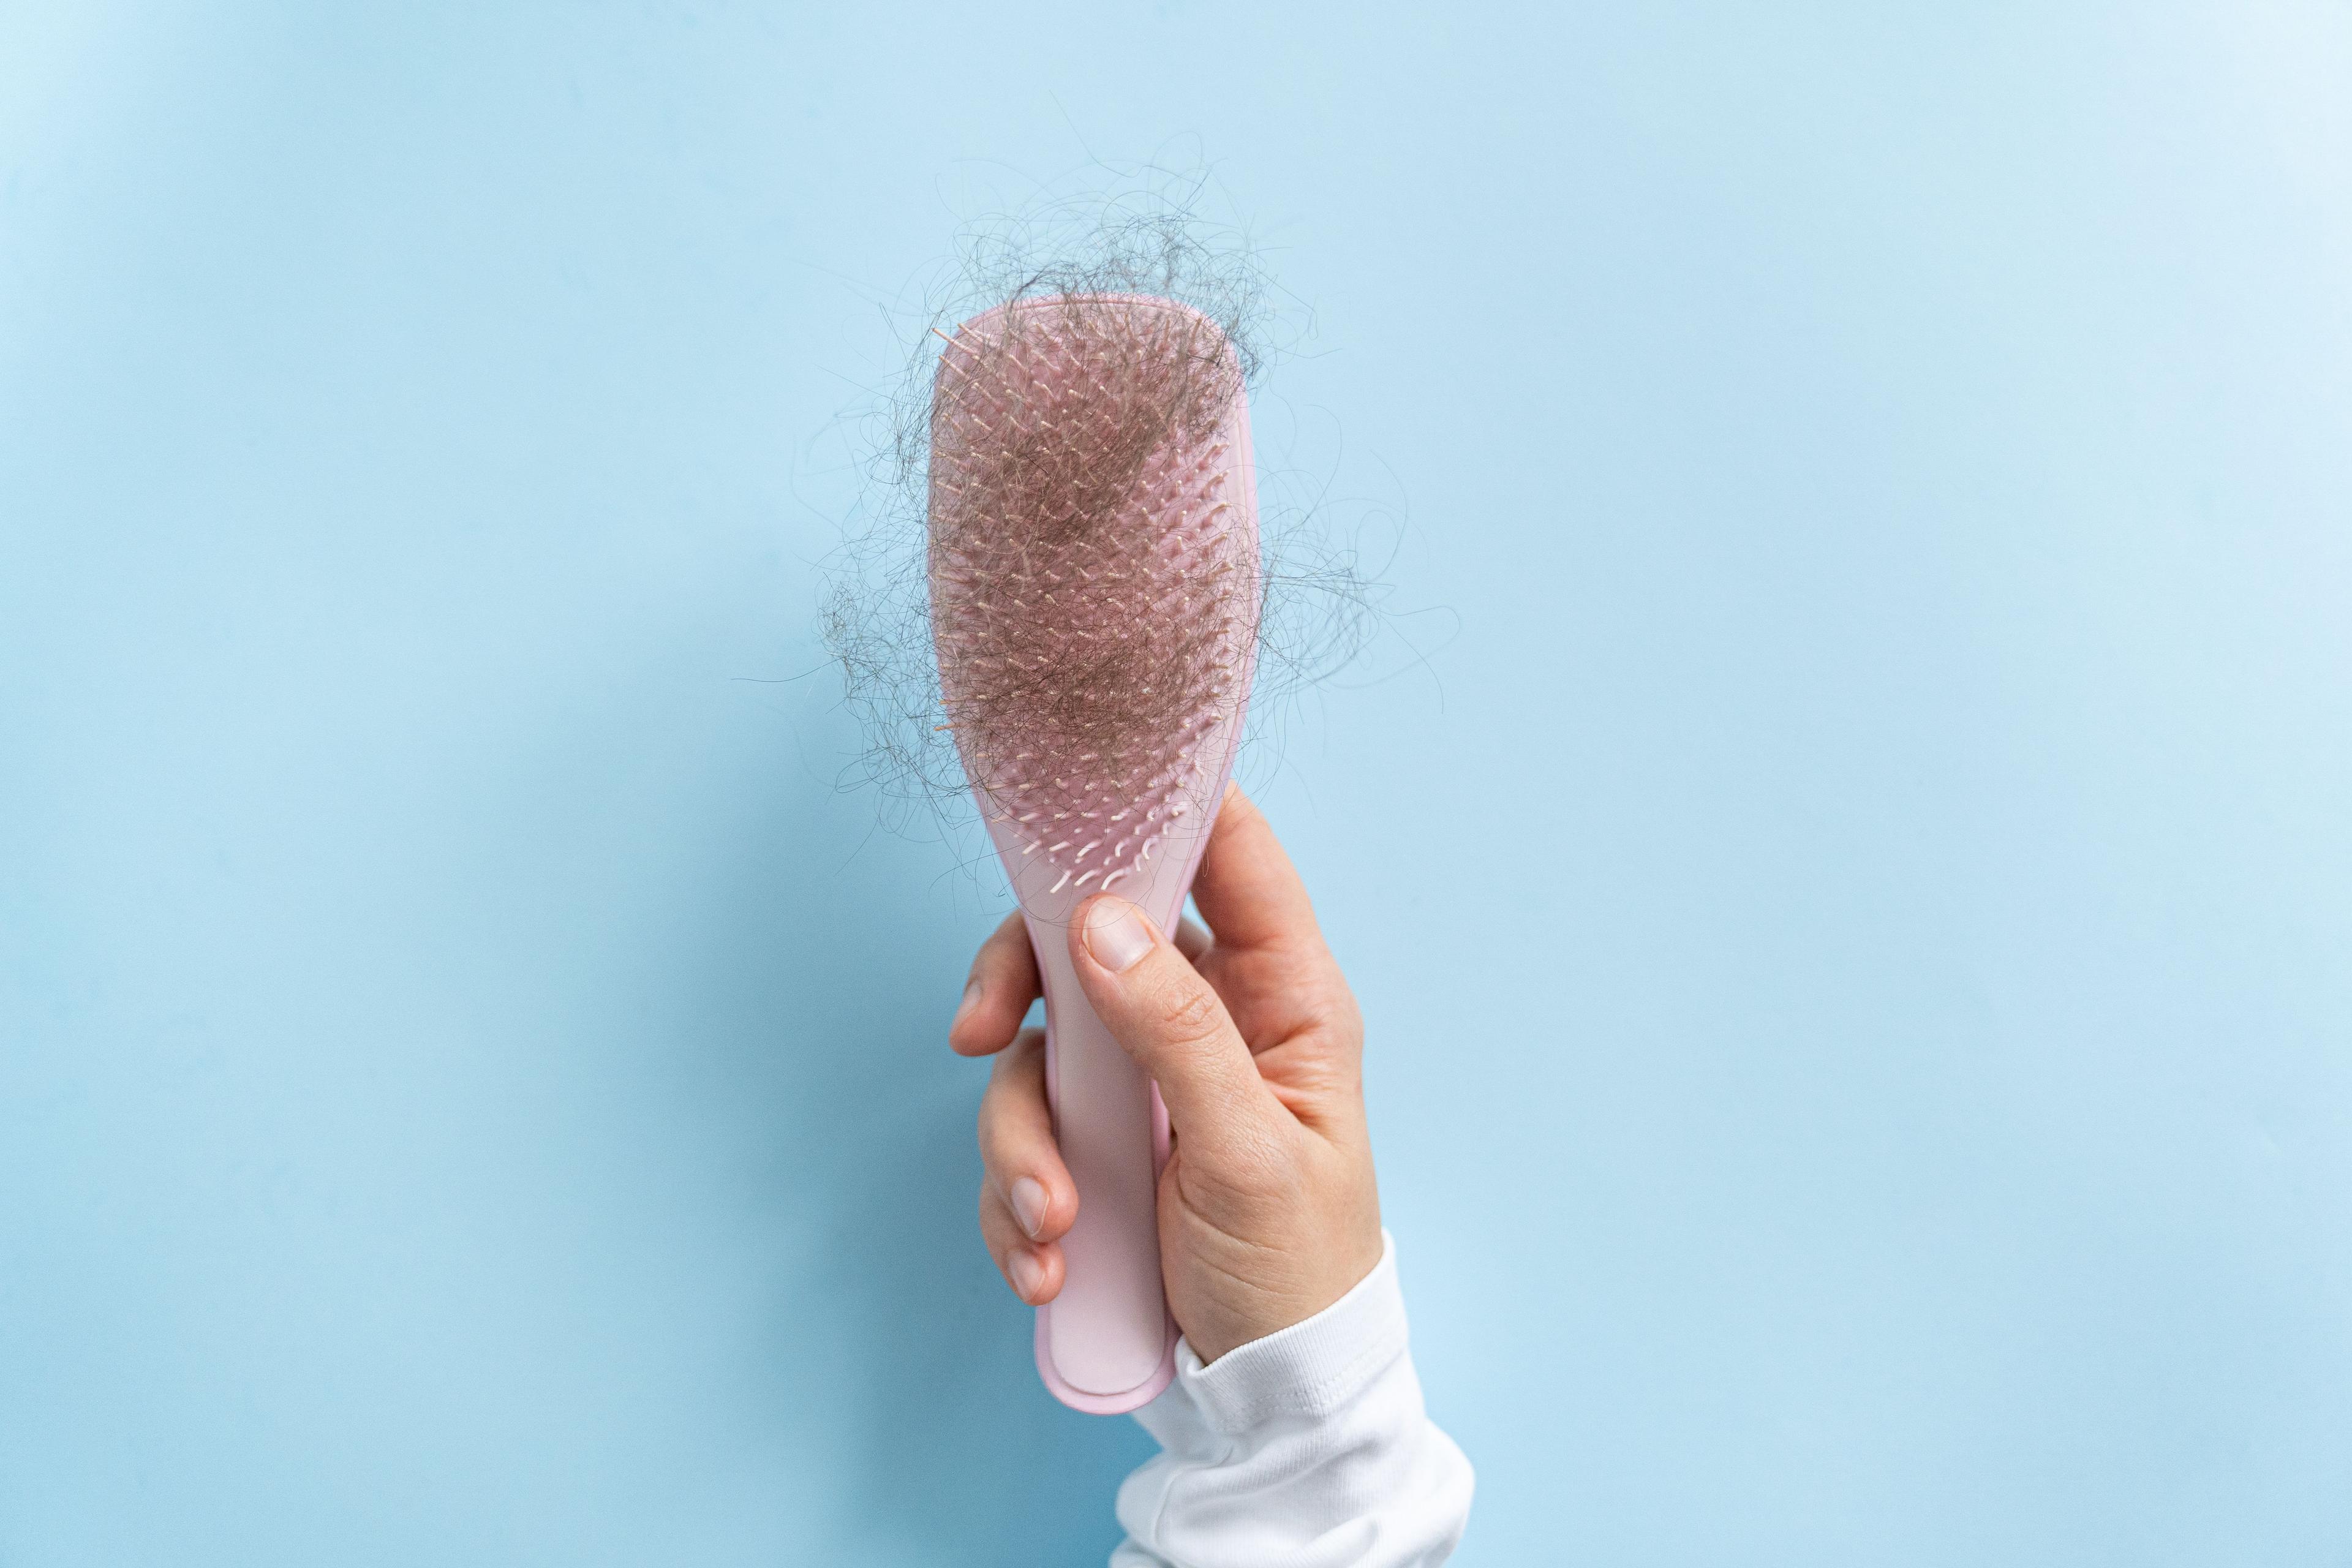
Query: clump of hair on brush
[[929, 293, 1254, 839], [820, 172, 1388, 853]]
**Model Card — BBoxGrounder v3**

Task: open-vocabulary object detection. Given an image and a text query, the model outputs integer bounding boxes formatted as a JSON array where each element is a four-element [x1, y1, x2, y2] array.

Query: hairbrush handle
[[1027, 918, 1178, 1414]]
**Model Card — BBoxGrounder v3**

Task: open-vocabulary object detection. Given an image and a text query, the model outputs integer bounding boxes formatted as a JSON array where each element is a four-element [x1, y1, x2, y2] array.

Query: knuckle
[[1292, 982, 1362, 1050], [1153, 979, 1224, 1045]]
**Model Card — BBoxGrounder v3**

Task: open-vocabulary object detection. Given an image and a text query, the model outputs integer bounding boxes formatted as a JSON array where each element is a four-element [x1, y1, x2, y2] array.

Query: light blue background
[[6, 3, 2350, 1562]]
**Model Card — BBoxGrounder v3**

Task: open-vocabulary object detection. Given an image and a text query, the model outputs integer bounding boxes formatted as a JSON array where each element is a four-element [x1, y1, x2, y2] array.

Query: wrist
[[1178, 1229, 1401, 1402]]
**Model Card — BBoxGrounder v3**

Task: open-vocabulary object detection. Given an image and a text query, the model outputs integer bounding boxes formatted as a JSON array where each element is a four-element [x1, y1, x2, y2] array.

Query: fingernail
[[1008, 1249, 1045, 1302], [1082, 897, 1156, 974], [1009, 1177, 1048, 1239], [952, 978, 981, 1029]]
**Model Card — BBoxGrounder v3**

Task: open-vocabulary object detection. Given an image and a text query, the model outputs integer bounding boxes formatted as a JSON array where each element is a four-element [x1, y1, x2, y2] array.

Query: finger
[[1174, 912, 1212, 962], [976, 1030, 1074, 1245], [1189, 784, 1325, 957], [949, 910, 1040, 1057], [980, 1186, 1064, 1304], [1068, 895, 1283, 1161]]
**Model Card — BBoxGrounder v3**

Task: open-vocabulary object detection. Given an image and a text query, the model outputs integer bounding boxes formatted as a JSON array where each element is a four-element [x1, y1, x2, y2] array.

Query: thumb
[[1069, 895, 1280, 1156]]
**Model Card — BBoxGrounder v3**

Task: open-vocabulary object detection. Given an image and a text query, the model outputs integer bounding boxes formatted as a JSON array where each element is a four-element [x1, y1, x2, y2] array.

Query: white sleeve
[[1110, 1232, 1474, 1567]]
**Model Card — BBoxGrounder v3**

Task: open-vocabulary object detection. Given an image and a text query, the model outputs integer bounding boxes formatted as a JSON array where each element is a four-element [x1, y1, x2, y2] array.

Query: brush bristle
[[928, 295, 1259, 895]]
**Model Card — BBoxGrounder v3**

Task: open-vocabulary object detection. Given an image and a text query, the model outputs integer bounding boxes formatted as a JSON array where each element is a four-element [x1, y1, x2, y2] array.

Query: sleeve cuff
[[1168, 1229, 1411, 1436]]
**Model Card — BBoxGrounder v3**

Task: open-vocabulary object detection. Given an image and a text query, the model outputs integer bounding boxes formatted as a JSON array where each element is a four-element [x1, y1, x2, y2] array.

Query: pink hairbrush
[[929, 295, 1259, 1413]]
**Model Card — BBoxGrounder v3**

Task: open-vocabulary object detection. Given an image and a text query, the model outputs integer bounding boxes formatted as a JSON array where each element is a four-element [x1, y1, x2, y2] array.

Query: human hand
[[948, 783, 1385, 1363]]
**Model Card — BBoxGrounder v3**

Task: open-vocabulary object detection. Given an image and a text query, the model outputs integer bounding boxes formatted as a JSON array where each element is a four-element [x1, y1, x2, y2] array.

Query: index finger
[[1189, 783, 1327, 957], [948, 910, 1041, 1057]]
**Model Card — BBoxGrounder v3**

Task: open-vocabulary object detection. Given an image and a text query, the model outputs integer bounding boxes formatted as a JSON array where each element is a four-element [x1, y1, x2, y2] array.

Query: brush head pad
[[929, 295, 1259, 910]]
